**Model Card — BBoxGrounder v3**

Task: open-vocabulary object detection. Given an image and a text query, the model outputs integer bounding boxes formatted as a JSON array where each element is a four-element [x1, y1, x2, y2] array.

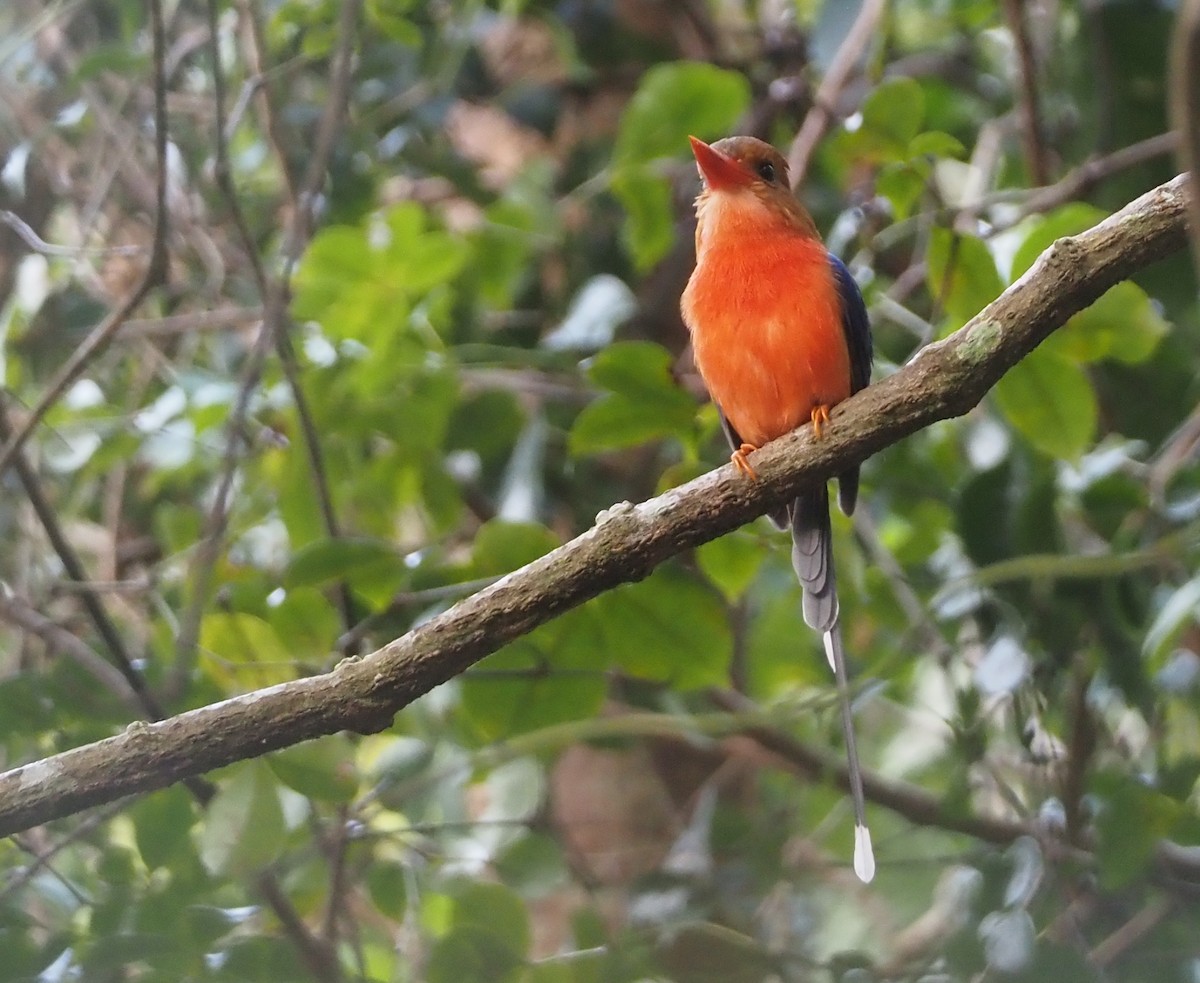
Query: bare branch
[[786, 0, 887, 184], [1001, 0, 1049, 185]]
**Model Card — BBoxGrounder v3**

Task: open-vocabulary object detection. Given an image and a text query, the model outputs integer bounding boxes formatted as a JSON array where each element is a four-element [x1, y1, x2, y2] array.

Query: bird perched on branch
[[680, 135, 874, 882]]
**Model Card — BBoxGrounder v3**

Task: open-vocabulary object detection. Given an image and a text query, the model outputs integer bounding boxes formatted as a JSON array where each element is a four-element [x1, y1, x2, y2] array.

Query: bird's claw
[[731, 443, 759, 480], [811, 404, 830, 438]]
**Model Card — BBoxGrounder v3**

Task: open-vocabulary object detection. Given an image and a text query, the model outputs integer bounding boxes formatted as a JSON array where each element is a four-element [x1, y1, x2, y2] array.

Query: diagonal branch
[[0, 174, 1188, 841]]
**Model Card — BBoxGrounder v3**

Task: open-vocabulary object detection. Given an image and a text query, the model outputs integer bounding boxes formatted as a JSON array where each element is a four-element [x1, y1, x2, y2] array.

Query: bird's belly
[[684, 248, 851, 448]]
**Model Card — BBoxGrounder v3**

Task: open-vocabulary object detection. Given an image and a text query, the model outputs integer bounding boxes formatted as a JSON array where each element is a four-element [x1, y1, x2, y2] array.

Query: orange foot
[[811, 404, 831, 438], [731, 442, 759, 480]]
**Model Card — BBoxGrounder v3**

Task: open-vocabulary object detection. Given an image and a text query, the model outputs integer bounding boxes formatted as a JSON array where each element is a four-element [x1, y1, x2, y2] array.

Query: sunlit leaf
[[978, 908, 1035, 973], [199, 613, 295, 691], [1143, 576, 1200, 661]]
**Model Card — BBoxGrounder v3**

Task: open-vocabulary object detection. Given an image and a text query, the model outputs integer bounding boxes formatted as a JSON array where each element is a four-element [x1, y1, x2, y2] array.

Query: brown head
[[688, 135, 818, 239]]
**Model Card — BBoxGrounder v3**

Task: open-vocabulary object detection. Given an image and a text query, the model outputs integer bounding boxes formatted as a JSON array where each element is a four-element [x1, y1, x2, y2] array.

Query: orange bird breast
[[681, 206, 851, 449]]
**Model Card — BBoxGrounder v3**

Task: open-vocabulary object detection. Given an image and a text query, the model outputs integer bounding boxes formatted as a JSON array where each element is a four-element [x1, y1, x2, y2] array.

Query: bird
[[680, 135, 875, 882]]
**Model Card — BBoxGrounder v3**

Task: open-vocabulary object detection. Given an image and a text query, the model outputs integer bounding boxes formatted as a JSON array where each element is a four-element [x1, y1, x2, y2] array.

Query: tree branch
[[1172, 0, 1200, 277], [0, 174, 1188, 840]]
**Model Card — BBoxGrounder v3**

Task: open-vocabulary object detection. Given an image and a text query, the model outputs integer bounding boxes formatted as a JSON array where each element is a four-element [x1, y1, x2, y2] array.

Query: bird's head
[[688, 135, 817, 238]]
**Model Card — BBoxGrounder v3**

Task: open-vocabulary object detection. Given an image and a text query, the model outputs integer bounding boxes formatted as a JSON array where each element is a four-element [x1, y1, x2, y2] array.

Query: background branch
[[0, 173, 1187, 839], [1172, 0, 1200, 277]]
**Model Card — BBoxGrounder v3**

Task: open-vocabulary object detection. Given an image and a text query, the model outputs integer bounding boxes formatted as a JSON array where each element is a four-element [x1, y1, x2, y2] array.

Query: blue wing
[[829, 252, 872, 396], [828, 253, 872, 515]]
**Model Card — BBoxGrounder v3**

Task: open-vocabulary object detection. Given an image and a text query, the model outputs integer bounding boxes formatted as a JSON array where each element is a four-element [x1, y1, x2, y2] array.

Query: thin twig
[[1017, 131, 1180, 220], [1171, 0, 1200, 278], [0, 799, 132, 906], [321, 807, 351, 950], [1001, 0, 1049, 185], [786, 0, 887, 184], [1088, 896, 1173, 968], [0, 0, 174, 484], [337, 576, 502, 652], [117, 307, 265, 340], [0, 210, 143, 257], [0, 403, 165, 717], [256, 871, 342, 983], [711, 689, 1030, 846], [0, 590, 137, 711], [174, 0, 363, 688]]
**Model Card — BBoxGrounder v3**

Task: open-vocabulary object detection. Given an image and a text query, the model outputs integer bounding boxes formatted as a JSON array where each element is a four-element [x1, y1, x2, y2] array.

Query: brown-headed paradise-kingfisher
[[681, 135, 875, 882]]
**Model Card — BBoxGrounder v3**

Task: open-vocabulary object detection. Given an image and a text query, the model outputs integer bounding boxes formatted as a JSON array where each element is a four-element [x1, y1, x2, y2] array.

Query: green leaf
[[907, 130, 965, 159], [426, 927, 523, 983], [132, 786, 197, 871], [197, 762, 286, 876], [461, 609, 607, 741], [1143, 575, 1200, 661], [570, 390, 695, 455], [267, 736, 359, 803], [696, 532, 765, 602], [861, 77, 926, 145], [1046, 281, 1169, 366], [424, 880, 531, 983], [927, 228, 1004, 328], [447, 880, 531, 955], [598, 567, 730, 688], [878, 499, 954, 565], [992, 348, 1097, 461], [876, 162, 928, 219], [611, 171, 675, 272], [481, 758, 544, 825], [494, 833, 568, 896], [267, 587, 340, 661], [198, 613, 295, 691], [1092, 772, 1180, 888], [291, 226, 376, 324], [614, 62, 751, 166], [1014, 205, 1168, 365], [291, 202, 468, 344], [367, 862, 409, 919], [472, 520, 561, 576], [284, 537, 405, 589], [1011, 203, 1107, 278], [365, 0, 419, 45], [569, 341, 696, 454], [612, 61, 749, 269], [833, 76, 928, 166]]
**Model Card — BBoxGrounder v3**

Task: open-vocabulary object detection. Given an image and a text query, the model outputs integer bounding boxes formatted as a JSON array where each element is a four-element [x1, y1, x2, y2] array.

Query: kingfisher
[[681, 135, 874, 881]]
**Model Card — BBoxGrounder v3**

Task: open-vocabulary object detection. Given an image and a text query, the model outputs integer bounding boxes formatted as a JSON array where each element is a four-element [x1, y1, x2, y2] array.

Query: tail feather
[[837, 466, 860, 517], [790, 485, 838, 632]]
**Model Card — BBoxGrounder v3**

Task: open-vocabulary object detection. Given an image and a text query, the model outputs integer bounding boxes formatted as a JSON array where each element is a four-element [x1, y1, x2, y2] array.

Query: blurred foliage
[[0, 0, 1197, 981]]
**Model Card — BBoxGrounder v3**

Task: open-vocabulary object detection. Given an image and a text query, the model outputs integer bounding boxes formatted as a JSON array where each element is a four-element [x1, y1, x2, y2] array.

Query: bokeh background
[[0, 0, 1197, 980]]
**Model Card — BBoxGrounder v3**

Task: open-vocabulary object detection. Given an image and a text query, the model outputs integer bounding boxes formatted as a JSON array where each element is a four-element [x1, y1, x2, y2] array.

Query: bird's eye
[[755, 160, 776, 183]]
